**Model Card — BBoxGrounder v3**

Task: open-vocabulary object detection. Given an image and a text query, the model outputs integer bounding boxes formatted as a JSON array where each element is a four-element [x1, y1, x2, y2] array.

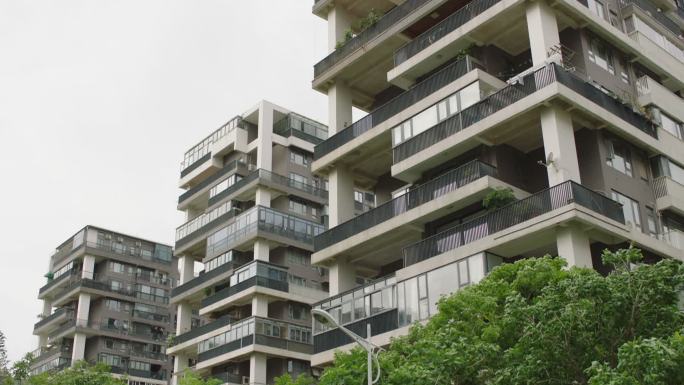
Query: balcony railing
[[620, 0, 682, 37], [39, 268, 79, 295], [314, 0, 432, 78], [394, 0, 502, 65], [175, 201, 240, 246], [315, 160, 497, 251], [34, 308, 73, 330], [660, 229, 684, 249], [173, 315, 235, 346], [314, 55, 477, 160], [207, 169, 327, 207], [201, 274, 288, 308], [274, 112, 328, 144], [197, 316, 312, 362], [403, 181, 625, 266], [208, 372, 243, 385], [171, 259, 248, 299], [314, 309, 398, 354], [393, 64, 657, 163], [180, 116, 244, 173], [178, 159, 248, 205], [51, 240, 172, 266]]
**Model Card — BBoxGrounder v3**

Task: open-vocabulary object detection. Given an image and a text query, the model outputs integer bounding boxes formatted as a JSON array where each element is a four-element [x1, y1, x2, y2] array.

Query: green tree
[[0, 331, 9, 381], [9, 353, 34, 385], [274, 373, 317, 385], [278, 247, 684, 385], [28, 361, 126, 385], [177, 370, 221, 385]]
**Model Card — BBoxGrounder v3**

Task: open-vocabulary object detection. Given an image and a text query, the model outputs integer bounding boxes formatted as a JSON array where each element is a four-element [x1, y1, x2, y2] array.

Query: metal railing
[[273, 112, 328, 144], [208, 168, 327, 207], [314, 309, 398, 353], [403, 181, 625, 266], [620, 0, 682, 37], [39, 268, 79, 294], [315, 55, 476, 160], [51, 240, 172, 266], [178, 159, 247, 204], [315, 160, 497, 250], [394, 0, 502, 65], [200, 275, 289, 308], [175, 202, 240, 244], [173, 315, 235, 346], [653, 175, 671, 197], [170, 260, 248, 298], [34, 308, 73, 330], [180, 116, 244, 173], [393, 64, 657, 163], [314, 0, 432, 78]]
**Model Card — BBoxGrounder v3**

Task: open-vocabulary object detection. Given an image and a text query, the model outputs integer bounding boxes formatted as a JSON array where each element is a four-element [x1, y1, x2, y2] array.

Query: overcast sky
[[0, 0, 331, 363]]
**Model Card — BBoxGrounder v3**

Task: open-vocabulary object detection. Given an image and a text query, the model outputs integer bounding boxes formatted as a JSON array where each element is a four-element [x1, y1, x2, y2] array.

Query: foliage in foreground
[[177, 370, 221, 385], [277, 247, 684, 385], [28, 361, 125, 385]]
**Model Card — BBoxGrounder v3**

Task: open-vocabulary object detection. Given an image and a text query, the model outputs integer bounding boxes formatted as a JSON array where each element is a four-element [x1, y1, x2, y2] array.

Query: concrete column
[[253, 240, 270, 262], [249, 352, 268, 385], [557, 225, 592, 268], [81, 255, 95, 279], [71, 332, 86, 364], [329, 166, 355, 226], [76, 293, 91, 326], [255, 188, 271, 207], [251, 294, 269, 318], [172, 355, 189, 385], [42, 299, 53, 317], [526, 0, 560, 66], [540, 106, 581, 185], [38, 333, 48, 347], [178, 255, 195, 285], [329, 258, 356, 296], [257, 101, 274, 171], [328, 81, 353, 135], [176, 302, 193, 335], [327, 5, 353, 52]]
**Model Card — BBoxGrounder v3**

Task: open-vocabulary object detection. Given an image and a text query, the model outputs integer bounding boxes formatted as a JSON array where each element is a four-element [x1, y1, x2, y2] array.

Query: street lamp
[[312, 308, 382, 385]]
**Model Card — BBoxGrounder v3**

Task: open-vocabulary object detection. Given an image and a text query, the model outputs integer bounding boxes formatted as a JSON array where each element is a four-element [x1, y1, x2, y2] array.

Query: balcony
[[392, 64, 659, 180], [175, 201, 241, 251], [636, 76, 684, 126], [196, 316, 312, 366], [402, 181, 624, 266], [38, 268, 79, 298], [49, 238, 173, 271], [170, 252, 251, 304], [170, 315, 235, 350], [33, 308, 73, 334], [274, 112, 328, 145], [207, 169, 328, 208], [660, 229, 684, 250], [178, 159, 251, 208], [204, 206, 326, 259], [653, 176, 684, 216], [620, 0, 682, 37]]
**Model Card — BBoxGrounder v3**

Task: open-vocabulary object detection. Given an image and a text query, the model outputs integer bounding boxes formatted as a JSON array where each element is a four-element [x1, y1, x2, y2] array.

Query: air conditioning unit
[[242, 376, 250, 385]]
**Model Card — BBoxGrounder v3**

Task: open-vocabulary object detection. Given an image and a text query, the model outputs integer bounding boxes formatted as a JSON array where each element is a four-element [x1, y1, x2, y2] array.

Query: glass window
[[459, 82, 481, 110], [606, 140, 633, 177], [646, 208, 658, 238], [612, 191, 641, 230], [660, 113, 684, 140], [426, 261, 460, 316], [588, 39, 614, 74]]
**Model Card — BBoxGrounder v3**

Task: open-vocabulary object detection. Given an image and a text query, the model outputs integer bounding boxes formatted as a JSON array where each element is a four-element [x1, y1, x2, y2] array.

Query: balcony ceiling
[[314, 0, 399, 20]]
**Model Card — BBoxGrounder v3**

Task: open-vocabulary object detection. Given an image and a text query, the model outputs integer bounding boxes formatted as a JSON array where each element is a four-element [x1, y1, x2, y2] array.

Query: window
[[646, 208, 658, 238], [289, 173, 308, 186], [588, 0, 606, 19], [285, 249, 310, 266], [354, 191, 364, 203], [588, 39, 615, 74], [289, 303, 309, 320], [606, 140, 633, 176], [290, 150, 310, 166], [612, 191, 641, 230], [659, 112, 684, 140], [289, 199, 307, 215]]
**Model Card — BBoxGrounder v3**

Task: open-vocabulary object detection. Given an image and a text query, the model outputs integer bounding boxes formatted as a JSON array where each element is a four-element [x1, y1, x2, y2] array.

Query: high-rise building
[[169, 101, 337, 385], [32, 226, 176, 385], [310, 0, 684, 368]]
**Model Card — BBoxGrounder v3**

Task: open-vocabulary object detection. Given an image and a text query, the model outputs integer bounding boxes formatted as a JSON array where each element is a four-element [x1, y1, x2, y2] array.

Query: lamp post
[[312, 309, 381, 384]]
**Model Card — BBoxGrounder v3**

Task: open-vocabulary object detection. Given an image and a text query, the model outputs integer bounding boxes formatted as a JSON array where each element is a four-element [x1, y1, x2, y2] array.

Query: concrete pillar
[[328, 81, 353, 135], [249, 352, 268, 385], [526, 0, 560, 66], [255, 188, 271, 207], [42, 299, 53, 317], [540, 106, 581, 185], [172, 355, 189, 385], [329, 258, 356, 296], [176, 302, 193, 335], [71, 332, 86, 364], [557, 225, 593, 268], [38, 334, 48, 347], [257, 101, 274, 171], [327, 5, 353, 52], [76, 293, 91, 326], [253, 240, 270, 262], [178, 255, 195, 285], [251, 294, 269, 318], [329, 166, 355, 226], [81, 255, 95, 279]]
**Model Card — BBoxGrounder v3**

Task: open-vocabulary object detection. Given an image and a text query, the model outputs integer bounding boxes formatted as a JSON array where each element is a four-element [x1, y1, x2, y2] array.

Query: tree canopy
[[278, 247, 684, 385]]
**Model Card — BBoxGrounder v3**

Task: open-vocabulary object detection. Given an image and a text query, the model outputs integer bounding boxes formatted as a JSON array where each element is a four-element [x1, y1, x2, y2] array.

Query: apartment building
[[32, 226, 176, 385], [309, 0, 684, 368], [169, 101, 345, 385]]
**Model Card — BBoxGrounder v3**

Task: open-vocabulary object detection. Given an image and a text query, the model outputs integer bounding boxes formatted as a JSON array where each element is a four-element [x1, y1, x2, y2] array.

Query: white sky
[[0, 0, 332, 363]]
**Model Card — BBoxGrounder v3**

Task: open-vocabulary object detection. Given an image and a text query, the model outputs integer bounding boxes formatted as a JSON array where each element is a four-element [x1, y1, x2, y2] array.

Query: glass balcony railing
[[175, 201, 240, 246], [205, 206, 326, 257], [315, 160, 497, 251], [207, 169, 328, 207], [170, 252, 251, 299], [171, 315, 235, 347], [200, 261, 289, 308], [197, 316, 312, 362], [178, 159, 249, 205], [393, 63, 657, 163], [34, 307, 73, 330], [402, 181, 625, 266], [50, 239, 173, 266], [314, 0, 432, 78], [314, 55, 479, 160], [180, 116, 247, 174], [274, 112, 328, 144]]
